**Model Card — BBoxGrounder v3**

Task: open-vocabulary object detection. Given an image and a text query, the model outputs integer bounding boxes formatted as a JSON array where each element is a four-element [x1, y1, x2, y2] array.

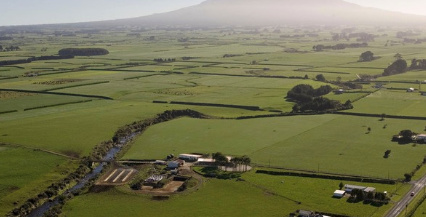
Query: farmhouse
[[333, 190, 345, 198], [344, 184, 376, 193], [334, 89, 344, 94], [407, 87, 415, 92]]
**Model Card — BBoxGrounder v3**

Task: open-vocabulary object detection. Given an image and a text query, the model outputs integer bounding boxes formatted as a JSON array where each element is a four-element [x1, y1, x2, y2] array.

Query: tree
[[399, 130, 415, 141], [394, 53, 403, 60], [384, 150, 391, 158], [212, 152, 228, 167], [404, 173, 412, 182], [359, 51, 374, 62], [241, 155, 251, 171], [316, 74, 326, 82], [304, 74, 309, 79], [380, 113, 386, 121], [339, 182, 344, 190]]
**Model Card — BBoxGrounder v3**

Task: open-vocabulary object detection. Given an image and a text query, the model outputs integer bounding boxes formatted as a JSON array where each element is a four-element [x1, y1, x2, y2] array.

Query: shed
[[407, 88, 415, 92], [364, 187, 376, 193], [333, 190, 345, 198], [179, 154, 202, 162], [197, 158, 216, 166], [167, 161, 180, 169]]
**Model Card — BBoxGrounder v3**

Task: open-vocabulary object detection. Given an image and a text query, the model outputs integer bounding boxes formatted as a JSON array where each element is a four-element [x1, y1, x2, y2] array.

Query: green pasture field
[[351, 89, 426, 117], [0, 94, 92, 111], [0, 145, 76, 216], [413, 199, 426, 217], [123, 115, 426, 179], [60, 169, 409, 217]]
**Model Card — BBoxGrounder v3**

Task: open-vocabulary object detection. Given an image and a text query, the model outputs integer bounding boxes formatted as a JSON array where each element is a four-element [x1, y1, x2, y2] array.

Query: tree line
[[0, 45, 20, 52], [153, 58, 176, 63], [58, 48, 109, 56], [313, 43, 367, 51], [0, 55, 74, 66]]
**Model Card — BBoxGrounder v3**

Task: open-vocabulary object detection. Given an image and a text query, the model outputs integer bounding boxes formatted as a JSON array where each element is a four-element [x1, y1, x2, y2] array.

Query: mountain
[[103, 0, 426, 27]]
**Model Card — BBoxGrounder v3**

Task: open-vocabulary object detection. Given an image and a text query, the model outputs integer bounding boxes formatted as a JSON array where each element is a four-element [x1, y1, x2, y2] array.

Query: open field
[[0, 145, 77, 216], [60, 169, 410, 217], [123, 115, 426, 179], [1, 25, 426, 217]]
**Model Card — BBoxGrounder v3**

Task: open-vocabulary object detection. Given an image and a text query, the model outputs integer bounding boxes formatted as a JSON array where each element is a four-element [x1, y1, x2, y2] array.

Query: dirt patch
[[89, 185, 113, 193], [0, 91, 37, 99], [62, 150, 81, 158], [162, 181, 184, 192]]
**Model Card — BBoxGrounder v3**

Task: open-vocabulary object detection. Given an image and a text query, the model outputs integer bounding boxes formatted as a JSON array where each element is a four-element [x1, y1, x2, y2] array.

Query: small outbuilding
[[333, 190, 346, 198], [407, 88, 415, 92], [179, 154, 202, 162]]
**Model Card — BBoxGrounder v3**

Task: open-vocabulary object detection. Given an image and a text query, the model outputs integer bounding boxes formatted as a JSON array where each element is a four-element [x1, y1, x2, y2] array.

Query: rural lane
[[385, 175, 426, 217]]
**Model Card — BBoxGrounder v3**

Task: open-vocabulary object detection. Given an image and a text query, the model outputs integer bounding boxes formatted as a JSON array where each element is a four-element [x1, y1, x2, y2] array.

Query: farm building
[[407, 88, 415, 92], [167, 160, 184, 169], [196, 158, 216, 166], [179, 154, 202, 162], [421, 92, 426, 96], [333, 190, 345, 198], [344, 184, 375, 193]]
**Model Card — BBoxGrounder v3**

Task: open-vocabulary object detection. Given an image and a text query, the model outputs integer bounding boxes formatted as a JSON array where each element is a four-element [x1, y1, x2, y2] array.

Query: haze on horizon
[[2, 0, 426, 26]]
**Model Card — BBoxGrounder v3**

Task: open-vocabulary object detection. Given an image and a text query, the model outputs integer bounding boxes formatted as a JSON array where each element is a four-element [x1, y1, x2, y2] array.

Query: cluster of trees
[[230, 155, 251, 171], [287, 84, 352, 112], [332, 32, 375, 42], [287, 84, 333, 103], [383, 59, 407, 76], [153, 58, 176, 63], [58, 48, 109, 56], [396, 30, 420, 38], [313, 43, 367, 51], [212, 152, 251, 171], [349, 189, 389, 204], [0, 45, 20, 52], [410, 59, 426, 70], [359, 51, 375, 62]]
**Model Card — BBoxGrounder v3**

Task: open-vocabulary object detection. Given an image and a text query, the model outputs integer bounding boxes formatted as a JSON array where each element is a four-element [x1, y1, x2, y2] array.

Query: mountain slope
[[106, 0, 426, 27]]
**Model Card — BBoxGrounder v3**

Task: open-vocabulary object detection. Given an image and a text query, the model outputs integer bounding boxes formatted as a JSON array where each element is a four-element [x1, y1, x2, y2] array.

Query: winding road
[[385, 174, 426, 217]]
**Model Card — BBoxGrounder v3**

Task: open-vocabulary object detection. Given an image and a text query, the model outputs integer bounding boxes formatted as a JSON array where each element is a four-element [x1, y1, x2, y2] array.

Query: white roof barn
[[333, 190, 345, 198]]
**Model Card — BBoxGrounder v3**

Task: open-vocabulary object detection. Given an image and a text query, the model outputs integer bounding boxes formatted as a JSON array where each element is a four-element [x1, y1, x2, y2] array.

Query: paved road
[[386, 175, 426, 217]]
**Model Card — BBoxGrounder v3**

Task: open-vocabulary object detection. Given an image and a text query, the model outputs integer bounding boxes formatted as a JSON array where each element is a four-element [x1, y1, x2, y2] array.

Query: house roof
[[334, 190, 346, 195], [364, 187, 376, 192], [344, 184, 366, 190]]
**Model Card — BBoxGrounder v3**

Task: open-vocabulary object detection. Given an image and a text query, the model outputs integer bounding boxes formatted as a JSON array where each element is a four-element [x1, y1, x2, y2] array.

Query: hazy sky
[[2, 0, 426, 26]]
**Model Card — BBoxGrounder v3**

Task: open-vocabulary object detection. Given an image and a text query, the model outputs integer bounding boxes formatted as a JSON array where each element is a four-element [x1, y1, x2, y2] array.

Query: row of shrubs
[[0, 88, 113, 100], [335, 111, 426, 121], [0, 55, 74, 66], [43, 81, 109, 91], [169, 101, 262, 111], [256, 170, 396, 184], [23, 100, 92, 111], [190, 71, 305, 80], [0, 110, 18, 115]]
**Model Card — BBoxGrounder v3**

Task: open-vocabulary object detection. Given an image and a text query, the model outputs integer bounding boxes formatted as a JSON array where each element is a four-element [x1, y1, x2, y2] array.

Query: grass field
[[1, 26, 426, 217], [123, 115, 426, 179], [60, 169, 409, 217], [0, 145, 77, 216]]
